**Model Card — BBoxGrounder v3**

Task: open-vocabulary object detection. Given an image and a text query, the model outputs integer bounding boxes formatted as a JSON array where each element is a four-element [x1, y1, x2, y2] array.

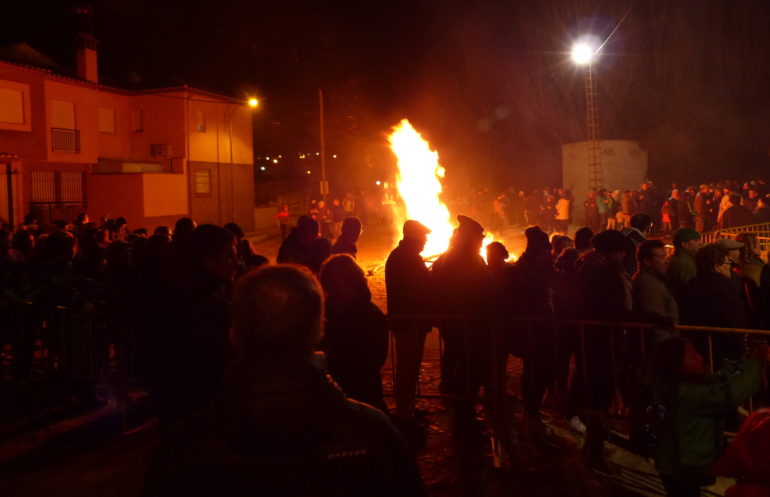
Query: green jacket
[[667, 248, 697, 304], [655, 359, 760, 484]]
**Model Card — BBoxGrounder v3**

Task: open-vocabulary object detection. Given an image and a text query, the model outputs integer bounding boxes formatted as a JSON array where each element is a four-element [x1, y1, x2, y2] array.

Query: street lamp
[[227, 96, 259, 223], [571, 38, 602, 190]]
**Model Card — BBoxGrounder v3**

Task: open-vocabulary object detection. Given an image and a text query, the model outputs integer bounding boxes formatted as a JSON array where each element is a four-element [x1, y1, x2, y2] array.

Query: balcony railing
[[51, 127, 80, 153]]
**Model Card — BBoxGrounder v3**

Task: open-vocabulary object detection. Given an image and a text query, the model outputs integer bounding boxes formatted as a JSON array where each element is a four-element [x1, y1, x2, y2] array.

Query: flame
[[388, 119, 494, 258]]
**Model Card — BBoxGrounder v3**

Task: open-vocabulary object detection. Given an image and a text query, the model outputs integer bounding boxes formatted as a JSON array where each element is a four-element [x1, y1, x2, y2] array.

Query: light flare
[[387, 119, 494, 258]]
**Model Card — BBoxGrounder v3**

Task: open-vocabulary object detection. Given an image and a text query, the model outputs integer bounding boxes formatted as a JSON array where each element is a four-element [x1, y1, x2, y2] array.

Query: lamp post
[[226, 97, 259, 224], [571, 40, 602, 190]]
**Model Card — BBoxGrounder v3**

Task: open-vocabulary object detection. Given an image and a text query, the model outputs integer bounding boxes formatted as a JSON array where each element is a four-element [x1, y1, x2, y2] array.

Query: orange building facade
[[0, 42, 255, 231]]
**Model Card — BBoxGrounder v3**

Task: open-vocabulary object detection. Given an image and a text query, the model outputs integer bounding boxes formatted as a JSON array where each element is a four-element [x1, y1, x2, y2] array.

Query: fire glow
[[388, 119, 494, 258]]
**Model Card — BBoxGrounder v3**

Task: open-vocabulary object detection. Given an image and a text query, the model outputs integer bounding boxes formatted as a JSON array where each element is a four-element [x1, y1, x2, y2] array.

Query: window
[[0, 80, 31, 131], [130, 108, 143, 132], [194, 110, 206, 132], [0, 88, 24, 124], [98, 107, 115, 133], [193, 169, 211, 196], [51, 100, 75, 129]]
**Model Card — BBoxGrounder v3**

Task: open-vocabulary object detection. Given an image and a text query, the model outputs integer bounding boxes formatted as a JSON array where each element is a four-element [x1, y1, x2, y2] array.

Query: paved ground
[[0, 223, 733, 496]]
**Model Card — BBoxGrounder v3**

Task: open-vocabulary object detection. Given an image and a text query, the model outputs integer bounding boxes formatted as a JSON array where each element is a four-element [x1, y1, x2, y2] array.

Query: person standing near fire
[[386, 220, 434, 427], [430, 215, 493, 432]]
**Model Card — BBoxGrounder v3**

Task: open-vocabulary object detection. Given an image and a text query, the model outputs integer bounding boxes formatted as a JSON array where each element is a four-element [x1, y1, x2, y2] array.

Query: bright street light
[[571, 42, 596, 65], [248, 97, 259, 108]]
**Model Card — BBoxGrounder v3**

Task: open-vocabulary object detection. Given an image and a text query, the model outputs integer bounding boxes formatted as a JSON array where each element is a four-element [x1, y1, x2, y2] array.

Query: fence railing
[[3, 304, 767, 469], [51, 128, 80, 153], [702, 222, 770, 258]]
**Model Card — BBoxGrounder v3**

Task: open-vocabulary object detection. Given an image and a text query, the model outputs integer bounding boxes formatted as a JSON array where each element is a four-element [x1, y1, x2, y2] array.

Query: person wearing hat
[[573, 229, 633, 468], [667, 228, 702, 306], [681, 243, 747, 363], [385, 220, 434, 425], [694, 184, 712, 233], [431, 215, 493, 431]]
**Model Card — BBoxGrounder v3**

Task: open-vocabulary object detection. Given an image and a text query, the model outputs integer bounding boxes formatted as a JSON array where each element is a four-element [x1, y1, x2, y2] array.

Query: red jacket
[[711, 409, 770, 497]]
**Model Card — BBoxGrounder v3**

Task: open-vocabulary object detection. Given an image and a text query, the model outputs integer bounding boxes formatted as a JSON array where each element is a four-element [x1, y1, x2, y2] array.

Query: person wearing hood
[[431, 215, 493, 430], [142, 265, 426, 497]]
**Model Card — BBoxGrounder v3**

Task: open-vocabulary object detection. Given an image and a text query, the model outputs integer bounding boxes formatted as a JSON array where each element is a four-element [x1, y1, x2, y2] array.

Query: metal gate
[[29, 170, 87, 225]]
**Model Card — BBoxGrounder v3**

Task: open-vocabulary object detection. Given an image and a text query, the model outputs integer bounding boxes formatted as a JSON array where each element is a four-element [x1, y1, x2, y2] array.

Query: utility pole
[[319, 89, 329, 202]]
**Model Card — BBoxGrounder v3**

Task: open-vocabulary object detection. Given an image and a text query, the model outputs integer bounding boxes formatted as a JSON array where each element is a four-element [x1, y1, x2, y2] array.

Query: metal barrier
[[0, 303, 134, 431], [702, 222, 770, 258]]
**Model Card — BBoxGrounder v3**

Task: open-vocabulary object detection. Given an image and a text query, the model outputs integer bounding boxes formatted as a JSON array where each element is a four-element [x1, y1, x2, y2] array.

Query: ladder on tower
[[585, 67, 602, 190]]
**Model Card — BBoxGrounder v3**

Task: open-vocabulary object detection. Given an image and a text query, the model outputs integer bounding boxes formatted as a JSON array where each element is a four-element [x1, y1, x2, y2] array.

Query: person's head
[[317, 200, 326, 209], [223, 222, 245, 241], [186, 224, 238, 282], [105, 240, 131, 269], [759, 196, 769, 208], [630, 213, 653, 236], [454, 215, 485, 252], [332, 199, 340, 206], [729, 194, 742, 207], [749, 189, 759, 199], [735, 232, 760, 260], [402, 220, 431, 252], [523, 226, 552, 264], [42, 230, 77, 261], [11, 229, 35, 253], [637, 239, 668, 275], [551, 235, 573, 258], [153, 226, 171, 241], [699, 184, 708, 192], [696, 243, 732, 278], [75, 213, 89, 225], [319, 254, 370, 308], [656, 336, 707, 381], [230, 265, 323, 361], [591, 229, 627, 265], [671, 189, 680, 199], [340, 217, 362, 242], [296, 215, 319, 240], [173, 217, 196, 242], [716, 238, 743, 264], [673, 228, 701, 252], [574, 227, 594, 252], [486, 241, 509, 270], [115, 217, 127, 229]]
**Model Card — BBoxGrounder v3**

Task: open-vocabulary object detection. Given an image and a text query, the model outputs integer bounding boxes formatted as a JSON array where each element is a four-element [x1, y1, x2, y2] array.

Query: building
[[562, 139, 648, 223], [0, 35, 255, 231]]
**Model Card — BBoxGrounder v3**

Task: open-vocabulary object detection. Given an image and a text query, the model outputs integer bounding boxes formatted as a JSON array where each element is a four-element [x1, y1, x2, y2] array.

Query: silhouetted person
[[573, 229, 632, 468], [331, 216, 362, 258], [385, 220, 434, 423], [504, 227, 555, 419], [681, 243, 747, 364], [142, 265, 426, 497], [622, 212, 653, 275], [152, 224, 237, 429], [277, 215, 331, 274], [319, 254, 388, 412], [431, 215, 493, 430], [721, 194, 755, 229]]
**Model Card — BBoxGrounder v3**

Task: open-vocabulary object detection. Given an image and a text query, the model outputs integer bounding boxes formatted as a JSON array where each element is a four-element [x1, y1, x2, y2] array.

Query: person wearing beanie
[[667, 228, 702, 306], [431, 215, 493, 432], [573, 229, 632, 469]]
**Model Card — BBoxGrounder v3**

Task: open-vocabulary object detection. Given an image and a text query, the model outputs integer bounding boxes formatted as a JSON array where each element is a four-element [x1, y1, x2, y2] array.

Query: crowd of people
[[3, 196, 770, 496]]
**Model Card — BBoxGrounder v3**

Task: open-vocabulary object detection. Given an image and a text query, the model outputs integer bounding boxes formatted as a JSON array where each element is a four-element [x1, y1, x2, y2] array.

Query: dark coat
[[142, 355, 426, 497], [385, 239, 433, 334], [722, 205, 756, 229], [331, 236, 358, 258], [321, 300, 389, 411], [277, 229, 331, 273], [681, 271, 747, 362]]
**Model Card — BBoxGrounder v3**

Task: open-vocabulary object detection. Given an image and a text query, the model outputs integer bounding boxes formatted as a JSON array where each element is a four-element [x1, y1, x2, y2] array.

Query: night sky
[[5, 0, 770, 192]]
